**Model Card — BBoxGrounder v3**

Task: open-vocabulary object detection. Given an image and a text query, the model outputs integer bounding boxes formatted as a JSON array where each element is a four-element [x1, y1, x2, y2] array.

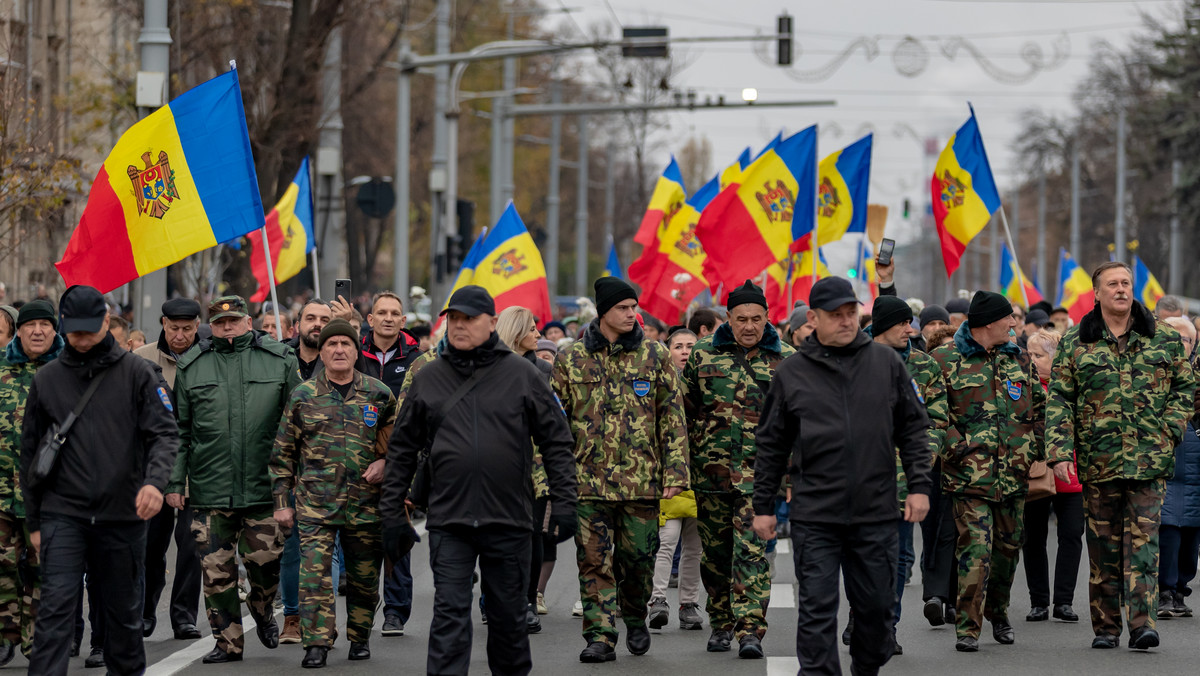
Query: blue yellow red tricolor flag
[[1133, 255, 1165, 311], [694, 126, 818, 293], [1000, 242, 1043, 306], [763, 249, 832, 323], [57, 69, 264, 293], [853, 235, 878, 301], [603, 239, 624, 279], [630, 160, 709, 323], [798, 134, 872, 254], [249, 157, 315, 302], [931, 107, 1002, 278], [1057, 247, 1095, 324], [441, 202, 552, 323]]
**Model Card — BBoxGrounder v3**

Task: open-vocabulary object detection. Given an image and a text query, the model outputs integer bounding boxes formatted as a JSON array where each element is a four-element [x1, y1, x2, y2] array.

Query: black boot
[[257, 616, 280, 649], [201, 646, 242, 664], [348, 642, 370, 661], [302, 646, 329, 668]]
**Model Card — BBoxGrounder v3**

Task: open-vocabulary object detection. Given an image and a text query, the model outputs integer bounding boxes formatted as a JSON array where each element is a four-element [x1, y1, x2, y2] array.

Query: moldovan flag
[[694, 126, 818, 295], [603, 240, 624, 279], [797, 134, 872, 253], [1000, 242, 1043, 306], [56, 70, 264, 293], [1133, 255, 1166, 311], [764, 250, 831, 323], [931, 107, 1002, 278], [633, 158, 687, 249], [854, 235, 878, 301], [458, 202, 552, 323], [1056, 248, 1095, 324], [249, 157, 315, 302], [630, 160, 709, 323]]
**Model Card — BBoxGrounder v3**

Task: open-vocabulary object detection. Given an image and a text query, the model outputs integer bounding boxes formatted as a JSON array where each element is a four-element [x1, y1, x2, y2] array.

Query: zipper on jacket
[[471, 371, 481, 528]]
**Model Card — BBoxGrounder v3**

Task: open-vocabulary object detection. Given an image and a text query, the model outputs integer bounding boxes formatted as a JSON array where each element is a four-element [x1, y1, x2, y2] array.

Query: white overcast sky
[[540, 0, 1172, 265]]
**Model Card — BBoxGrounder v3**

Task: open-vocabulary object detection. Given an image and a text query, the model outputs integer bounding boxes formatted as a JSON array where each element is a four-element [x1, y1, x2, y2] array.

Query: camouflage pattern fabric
[[1047, 312, 1195, 483], [681, 323, 793, 494], [192, 507, 286, 654], [695, 492, 769, 640], [0, 513, 35, 656], [271, 370, 397, 524], [576, 500, 658, 646], [896, 348, 942, 511], [927, 325, 1045, 501], [1083, 479, 1164, 637], [0, 357, 55, 518], [297, 521, 382, 647], [951, 496, 1023, 640], [552, 329, 689, 501]]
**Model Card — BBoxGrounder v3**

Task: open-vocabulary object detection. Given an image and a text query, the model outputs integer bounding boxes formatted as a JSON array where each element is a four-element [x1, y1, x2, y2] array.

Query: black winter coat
[[20, 335, 179, 531], [752, 330, 932, 525], [381, 334, 577, 531]]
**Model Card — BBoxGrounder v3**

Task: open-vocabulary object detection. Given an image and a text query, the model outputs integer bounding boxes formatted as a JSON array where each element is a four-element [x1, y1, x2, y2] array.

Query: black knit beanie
[[727, 279, 768, 311], [595, 277, 638, 317], [967, 291, 1013, 329], [871, 296, 913, 335]]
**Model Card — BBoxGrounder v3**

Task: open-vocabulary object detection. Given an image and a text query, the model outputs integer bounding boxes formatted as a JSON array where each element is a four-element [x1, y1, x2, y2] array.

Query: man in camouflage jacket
[[552, 277, 689, 663], [681, 281, 791, 657], [1046, 262, 1195, 651], [0, 301, 62, 662], [271, 319, 396, 667], [926, 291, 1045, 652]]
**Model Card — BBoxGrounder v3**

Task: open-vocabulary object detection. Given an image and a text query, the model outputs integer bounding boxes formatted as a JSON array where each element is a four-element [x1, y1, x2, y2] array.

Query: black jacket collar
[[1077, 301, 1156, 344]]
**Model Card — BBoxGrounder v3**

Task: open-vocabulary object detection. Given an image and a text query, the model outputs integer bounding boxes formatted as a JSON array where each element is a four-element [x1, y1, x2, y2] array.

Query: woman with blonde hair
[[1022, 328, 1084, 623], [495, 306, 559, 630]]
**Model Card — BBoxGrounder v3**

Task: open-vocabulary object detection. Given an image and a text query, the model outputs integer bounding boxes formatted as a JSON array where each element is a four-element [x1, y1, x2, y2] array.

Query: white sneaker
[[572, 600, 584, 617]]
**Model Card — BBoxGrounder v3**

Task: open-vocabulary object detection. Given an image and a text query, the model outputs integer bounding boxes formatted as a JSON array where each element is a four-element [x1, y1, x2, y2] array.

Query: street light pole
[[394, 39, 411, 297], [575, 116, 589, 297], [546, 80, 563, 294]]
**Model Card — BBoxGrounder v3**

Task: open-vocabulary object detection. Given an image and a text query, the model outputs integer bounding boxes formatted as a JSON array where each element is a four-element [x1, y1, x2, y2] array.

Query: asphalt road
[[10, 516, 1200, 674]]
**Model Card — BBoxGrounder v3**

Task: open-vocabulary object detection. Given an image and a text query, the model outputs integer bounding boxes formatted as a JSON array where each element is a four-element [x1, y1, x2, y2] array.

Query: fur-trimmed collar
[[953, 322, 1020, 359], [582, 318, 644, 354], [711, 322, 783, 354], [1077, 301, 1156, 344], [3, 333, 64, 366], [862, 324, 912, 361]]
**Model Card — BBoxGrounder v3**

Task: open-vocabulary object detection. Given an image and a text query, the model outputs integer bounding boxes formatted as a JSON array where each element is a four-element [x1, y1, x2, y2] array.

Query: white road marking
[[769, 583, 796, 609], [775, 538, 790, 554], [766, 655, 798, 675]]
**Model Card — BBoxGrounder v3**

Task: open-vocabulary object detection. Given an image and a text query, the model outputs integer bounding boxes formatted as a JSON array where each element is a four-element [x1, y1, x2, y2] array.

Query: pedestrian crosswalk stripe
[[769, 583, 795, 609], [775, 538, 790, 554], [766, 656, 798, 675]]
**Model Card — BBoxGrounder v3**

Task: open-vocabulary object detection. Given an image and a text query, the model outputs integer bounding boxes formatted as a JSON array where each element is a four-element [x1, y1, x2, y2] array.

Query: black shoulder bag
[[28, 369, 110, 490], [408, 360, 502, 509]]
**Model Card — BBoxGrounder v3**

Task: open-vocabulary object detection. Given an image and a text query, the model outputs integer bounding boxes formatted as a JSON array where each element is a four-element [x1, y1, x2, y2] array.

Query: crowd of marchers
[[0, 252, 1195, 676]]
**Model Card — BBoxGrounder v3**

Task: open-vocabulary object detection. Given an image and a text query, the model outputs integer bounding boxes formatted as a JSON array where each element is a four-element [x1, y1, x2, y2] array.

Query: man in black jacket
[[20, 286, 179, 675], [381, 286, 577, 676], [752, 277, 931, 676]]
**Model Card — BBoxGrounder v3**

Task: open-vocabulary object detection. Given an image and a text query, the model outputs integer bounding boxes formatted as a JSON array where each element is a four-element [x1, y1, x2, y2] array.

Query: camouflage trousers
[[951, 495, 1024, 639], [191, 507, 286, 654], [0, 512, 36, 655], [297, 520, 382, 647], [1083, 479, 1164, 637], [576, 500, 658, 646], [695, 492, 770, 640]]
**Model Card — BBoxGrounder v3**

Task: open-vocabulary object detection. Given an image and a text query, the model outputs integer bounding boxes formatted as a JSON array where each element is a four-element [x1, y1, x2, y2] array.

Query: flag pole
[[310, 248, 322, 299], [259, 227, 284, 340], [786, 254, 795, 313], [998, 207, 1029, 308], [811, 158, 820, 285]]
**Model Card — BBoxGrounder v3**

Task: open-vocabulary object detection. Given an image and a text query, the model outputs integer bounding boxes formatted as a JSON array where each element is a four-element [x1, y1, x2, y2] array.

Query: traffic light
[[447, 199, 475, 270], [847, 268, 858, 279], [622, 27, 669, 58], [902, 198, 911, 219], [777, 14, 793, 66]]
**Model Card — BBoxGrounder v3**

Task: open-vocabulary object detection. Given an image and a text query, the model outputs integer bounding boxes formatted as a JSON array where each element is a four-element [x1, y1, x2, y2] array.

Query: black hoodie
[[752, 330, 932, 525], [20, 334, 179, 531], [381, 332, 577, 531]]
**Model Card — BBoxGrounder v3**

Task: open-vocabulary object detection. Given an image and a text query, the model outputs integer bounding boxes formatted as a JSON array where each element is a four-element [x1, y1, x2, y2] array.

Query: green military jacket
[[552, 320, 689, 501], [895, 345, 942, 510], [0, 336, 64, 517], [169, 330, 300, 509], [271, 370, 397, 524], [927, 324, 1045, 501], [400, 341, 552, 500], [682, 322, 793, 494], [1047, 303, 1195, 483]]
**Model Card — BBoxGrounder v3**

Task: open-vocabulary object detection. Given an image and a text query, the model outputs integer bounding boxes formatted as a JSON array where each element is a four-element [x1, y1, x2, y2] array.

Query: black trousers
[[792, 520, 897, 676], [32, 515, 146, 676], [143, 505, 201, 628], [920, 468, 958, 603], [1022, 492, 1085, 607], [428, 525, 532, 676]]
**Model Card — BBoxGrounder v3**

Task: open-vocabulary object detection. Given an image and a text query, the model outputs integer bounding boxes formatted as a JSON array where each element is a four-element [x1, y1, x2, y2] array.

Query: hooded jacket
[[20, 335, 178, 530], [752, 330, 932, 525], [381, 333, 577, 530], [168, 330, 300, 509], [0, 335, 65, 517]]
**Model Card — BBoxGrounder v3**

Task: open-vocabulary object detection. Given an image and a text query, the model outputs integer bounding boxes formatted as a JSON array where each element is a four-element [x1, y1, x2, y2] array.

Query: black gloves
[[547, 510, 577, 544], [383, 521, 421, 562]]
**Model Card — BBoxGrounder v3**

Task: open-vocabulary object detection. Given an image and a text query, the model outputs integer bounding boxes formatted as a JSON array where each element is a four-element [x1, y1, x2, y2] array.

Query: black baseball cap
[[808, 277, 859, 312], [440, 285, 496, 318], [59, 285, 108, 333]]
